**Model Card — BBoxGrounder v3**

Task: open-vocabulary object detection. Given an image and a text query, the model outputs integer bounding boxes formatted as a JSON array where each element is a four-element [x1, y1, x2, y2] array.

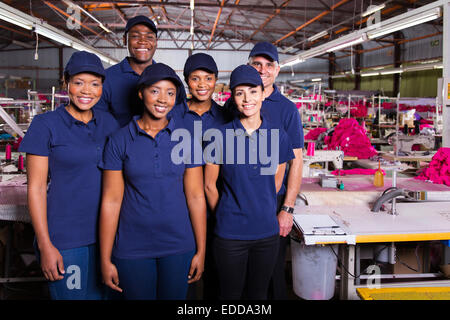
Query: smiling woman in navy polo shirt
[[19, 51, 120, 300], [180, 53, 229, 300], [99, 63, 206, 300], [204, 65, 294, 300]]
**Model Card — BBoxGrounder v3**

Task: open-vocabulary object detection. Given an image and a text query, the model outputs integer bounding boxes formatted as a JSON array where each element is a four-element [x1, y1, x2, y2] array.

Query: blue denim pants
[[112, 250, 195, 300], [38, 244, 105, 300]]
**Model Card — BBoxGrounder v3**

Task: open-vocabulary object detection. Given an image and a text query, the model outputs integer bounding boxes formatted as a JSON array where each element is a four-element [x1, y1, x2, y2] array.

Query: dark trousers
[[268, 194, 290, 300], [268, 235, 290, 299], [214, 234, 279, 300]]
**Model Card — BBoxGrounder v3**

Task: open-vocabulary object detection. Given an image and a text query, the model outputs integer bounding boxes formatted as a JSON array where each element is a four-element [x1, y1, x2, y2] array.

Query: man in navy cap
[[248, 41, 304, 300], [95, 15, 184, 127]]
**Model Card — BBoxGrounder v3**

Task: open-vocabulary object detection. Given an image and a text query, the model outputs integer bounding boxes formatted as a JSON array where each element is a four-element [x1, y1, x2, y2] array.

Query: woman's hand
[[39, 243, 65, 281], [101, 260, 122, 292], [188, 252, 205, 284]]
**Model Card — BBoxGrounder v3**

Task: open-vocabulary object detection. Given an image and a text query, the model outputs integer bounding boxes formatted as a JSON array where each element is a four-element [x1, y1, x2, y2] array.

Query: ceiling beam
[[248, 0, 290, 40], [274, 0, 350, 45], [43, 1, 119, 47], [207, 0, 225, 50]]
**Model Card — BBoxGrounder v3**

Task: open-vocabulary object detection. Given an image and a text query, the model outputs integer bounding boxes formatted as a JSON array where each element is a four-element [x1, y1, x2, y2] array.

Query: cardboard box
[[214, 83, 224, 93], [393, 244, 429, 274]]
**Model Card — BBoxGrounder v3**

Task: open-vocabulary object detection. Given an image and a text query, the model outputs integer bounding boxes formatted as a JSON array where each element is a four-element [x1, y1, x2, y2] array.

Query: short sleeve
[[285, 108, 304, 149], [18, 115, 51, 156], [100, 135, 124, 171], [278, 129, 295, 165], [185, 133, 205, 168]]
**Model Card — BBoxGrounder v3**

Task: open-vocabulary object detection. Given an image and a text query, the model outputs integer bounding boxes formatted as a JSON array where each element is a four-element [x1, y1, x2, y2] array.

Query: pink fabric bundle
[[324, 118, 378, 159], [331, 168, 386, 176], [415, 148, 450, 186], [350, 104, 368, 117], [304, 127, 327, 140]]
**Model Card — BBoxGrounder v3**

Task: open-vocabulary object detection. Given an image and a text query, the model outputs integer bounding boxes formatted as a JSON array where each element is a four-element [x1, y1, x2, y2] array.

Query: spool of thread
[[306, 142, 315, 157], [5, 144, 11, 162], [18, 154, 24, 171]]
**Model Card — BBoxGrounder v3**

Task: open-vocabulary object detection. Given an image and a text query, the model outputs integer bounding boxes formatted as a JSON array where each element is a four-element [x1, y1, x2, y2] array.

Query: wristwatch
[[280, 205, 295, 214]]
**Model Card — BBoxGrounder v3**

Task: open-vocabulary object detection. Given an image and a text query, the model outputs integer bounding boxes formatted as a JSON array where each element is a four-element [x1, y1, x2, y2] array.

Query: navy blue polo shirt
[[261, 85, 304, 196], [101, 115, 203, 259], [206, 116, 295, 240], [95, 58, 187, 127], [180, 99, 229, 131], [173, 99, 230, 145], [19, 105, 120, 250]]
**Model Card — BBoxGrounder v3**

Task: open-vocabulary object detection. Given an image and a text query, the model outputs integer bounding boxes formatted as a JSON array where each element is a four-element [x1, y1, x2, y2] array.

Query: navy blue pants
[[214, 235, 279, 300], [44, 244, 105, 300], [112, 250, 195, 300]]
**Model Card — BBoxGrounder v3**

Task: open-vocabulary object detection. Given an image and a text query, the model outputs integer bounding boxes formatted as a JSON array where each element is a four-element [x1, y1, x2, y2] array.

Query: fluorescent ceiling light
[[308, 30, 328, 42], [362, 4, 386, 17], [280, 57, 304, 68], [300, 48, 325, 60], [12, 40, 33, 48], [281, 46, 295, 53], [311, 78, 322, 82], [0, 2, 118, 65], [0, 12, 33, 30], [361, 71, 380, 77], [291, 79, 305, 83], [380, 68, 403, 75], [326, 34, 367, 52], [367, 7, 441, 39], [331, 74, 347, 79], [35, 25, 73, 47]]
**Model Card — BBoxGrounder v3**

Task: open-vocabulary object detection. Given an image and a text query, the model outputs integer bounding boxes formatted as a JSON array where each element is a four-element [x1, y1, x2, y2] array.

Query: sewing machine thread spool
[[306, 142, 315, 157], [5, 144, 11, 162], [18, 154, 24, 172]]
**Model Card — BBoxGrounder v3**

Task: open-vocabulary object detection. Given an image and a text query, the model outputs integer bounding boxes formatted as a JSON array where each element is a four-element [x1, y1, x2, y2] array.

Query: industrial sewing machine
[[303, 150, 344, 177], [389, 133, 435, 155]]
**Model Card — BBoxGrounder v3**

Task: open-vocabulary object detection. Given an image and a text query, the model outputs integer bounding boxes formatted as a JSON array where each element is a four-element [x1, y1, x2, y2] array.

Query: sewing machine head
[[389, 133, 435, 155], [303, 150, 344, 177]]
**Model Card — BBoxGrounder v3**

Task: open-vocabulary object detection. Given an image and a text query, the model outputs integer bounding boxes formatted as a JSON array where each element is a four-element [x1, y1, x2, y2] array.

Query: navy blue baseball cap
[[229, 64, 263, 90], [125, 15, 158, 35], [183, 53, 218, 79], [249, 41, 279, 62], [64, 51, 105, 79], [138, 62, 183, 89]]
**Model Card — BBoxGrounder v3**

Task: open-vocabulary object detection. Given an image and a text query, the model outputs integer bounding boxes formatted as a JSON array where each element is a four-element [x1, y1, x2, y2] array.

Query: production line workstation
[[0, 85, 450, 300], [288, 86, 450, 300]]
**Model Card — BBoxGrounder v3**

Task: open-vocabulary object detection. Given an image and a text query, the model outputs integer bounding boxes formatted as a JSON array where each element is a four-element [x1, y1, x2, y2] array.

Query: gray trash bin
[[290, 236, 339, 300]]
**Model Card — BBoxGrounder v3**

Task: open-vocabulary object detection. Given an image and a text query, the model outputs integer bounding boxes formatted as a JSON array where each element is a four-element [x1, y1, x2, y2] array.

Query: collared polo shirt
[[206, 116, 294, 240], [261, 85, 304, 196], [223, 86, 304, 196], [95, 58, 186, 127], [19, 105, 120, 250], [173, 99, 230, 145], [101, 115, 203, 259]]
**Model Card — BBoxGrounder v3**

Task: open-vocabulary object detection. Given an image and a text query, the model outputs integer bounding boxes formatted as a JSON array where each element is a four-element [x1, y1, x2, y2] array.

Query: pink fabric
[[324, 118, 378, 159], [331, 168, 386, 176], [12, 137, 22, 151], [415, 148, 450, 186], [304, 127, 327, 140]]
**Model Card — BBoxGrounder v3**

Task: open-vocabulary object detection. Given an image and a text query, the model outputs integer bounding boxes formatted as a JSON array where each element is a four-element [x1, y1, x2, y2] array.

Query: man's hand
[[278, 210, 293, 237]]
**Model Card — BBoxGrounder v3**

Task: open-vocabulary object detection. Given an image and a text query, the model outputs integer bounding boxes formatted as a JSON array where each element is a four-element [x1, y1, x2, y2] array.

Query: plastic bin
[[290, 236, 338, 300]]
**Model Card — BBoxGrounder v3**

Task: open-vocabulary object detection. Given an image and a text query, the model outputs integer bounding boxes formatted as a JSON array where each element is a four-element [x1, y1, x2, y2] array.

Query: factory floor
[[1, 222, 311, 301]]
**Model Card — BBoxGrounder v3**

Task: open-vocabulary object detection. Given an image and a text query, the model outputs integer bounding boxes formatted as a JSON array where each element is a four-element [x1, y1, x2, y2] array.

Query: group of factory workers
[[19, 15, 304, 300]]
